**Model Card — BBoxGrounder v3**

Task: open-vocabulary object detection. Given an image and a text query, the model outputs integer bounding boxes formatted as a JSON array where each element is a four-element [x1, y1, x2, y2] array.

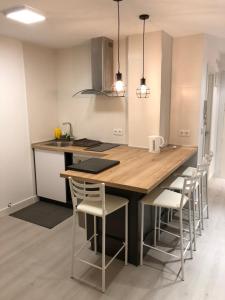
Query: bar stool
[[205, 151, 213, 165], [181, 154, 212, 228], [200, 152, 213, 220], [182, 152, 213, 214], [69, 178, 129, 293], [165, 173, 201, 251], [140, 176, 196, 280]]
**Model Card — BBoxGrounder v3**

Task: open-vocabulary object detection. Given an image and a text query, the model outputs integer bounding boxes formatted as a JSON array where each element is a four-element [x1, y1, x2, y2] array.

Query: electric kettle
[[148, 136, 165, 153]]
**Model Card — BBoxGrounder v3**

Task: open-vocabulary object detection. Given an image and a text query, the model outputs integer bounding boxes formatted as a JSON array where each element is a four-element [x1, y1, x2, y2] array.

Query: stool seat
[[182, 167, 196, 176], [142, 189, 188, 209], [183, 167, 207, 177], [169, 176, 199, 191], [77, 194, 129, 217]]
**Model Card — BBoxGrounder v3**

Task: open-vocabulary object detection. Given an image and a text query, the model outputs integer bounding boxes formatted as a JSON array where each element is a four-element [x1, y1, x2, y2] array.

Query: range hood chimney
[[73, 37, 114, 96]]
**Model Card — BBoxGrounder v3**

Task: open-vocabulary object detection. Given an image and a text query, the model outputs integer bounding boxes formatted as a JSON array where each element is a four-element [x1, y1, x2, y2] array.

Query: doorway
[[215, 71, 225, 178], [203, 73, 214, 157]]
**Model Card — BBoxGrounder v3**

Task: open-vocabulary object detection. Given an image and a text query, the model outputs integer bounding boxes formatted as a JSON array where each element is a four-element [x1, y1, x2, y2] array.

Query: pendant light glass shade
[[136, 78, 150, 98], [113, 72, 125, 97], [136, 14, 150, 99], [112, 0, 125, 97]]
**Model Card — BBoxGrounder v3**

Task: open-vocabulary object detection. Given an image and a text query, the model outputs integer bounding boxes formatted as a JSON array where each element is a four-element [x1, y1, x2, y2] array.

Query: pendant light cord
[[117, 0, 120, 73], [142, 18, 145, 79]]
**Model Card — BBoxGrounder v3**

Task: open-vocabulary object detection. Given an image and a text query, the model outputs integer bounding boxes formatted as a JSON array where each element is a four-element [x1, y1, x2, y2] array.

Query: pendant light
[[112, 0, 125, 97], [136, 14, 150, 98]]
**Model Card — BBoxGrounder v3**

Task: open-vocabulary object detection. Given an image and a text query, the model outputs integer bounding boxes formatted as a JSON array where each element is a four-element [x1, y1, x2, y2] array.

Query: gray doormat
[[10, 201, 73, 229]]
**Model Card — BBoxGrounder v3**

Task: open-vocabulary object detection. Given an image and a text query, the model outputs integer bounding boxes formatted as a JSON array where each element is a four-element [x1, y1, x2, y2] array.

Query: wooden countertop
[[57, 144, 197, 194]]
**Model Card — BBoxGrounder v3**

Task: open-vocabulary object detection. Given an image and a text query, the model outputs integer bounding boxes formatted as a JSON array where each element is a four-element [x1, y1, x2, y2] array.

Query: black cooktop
[[87, 143, 120, 152], [72, 138, 120, 152], [67, 158, 120, 174], [72, 138, 101, 148]]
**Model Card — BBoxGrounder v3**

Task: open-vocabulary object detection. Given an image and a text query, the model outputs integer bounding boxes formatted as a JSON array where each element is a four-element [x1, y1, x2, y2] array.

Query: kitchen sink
[[45, 141, 73, 147], [44, 138, 103, 148]]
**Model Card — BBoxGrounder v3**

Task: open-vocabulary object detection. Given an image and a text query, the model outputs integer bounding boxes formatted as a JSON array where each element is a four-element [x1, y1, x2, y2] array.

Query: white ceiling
[[0, 0, 225, 48]]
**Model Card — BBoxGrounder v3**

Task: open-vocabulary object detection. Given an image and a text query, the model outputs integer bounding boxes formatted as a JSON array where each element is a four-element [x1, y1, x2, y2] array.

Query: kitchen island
[[60, 145, 197, 193], [33, 142, 197, 265]]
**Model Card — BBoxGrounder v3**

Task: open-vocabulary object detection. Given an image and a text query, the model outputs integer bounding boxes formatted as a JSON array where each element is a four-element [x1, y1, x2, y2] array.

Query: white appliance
[[148, 136, 165, 153], [35, 149, 67, 203]]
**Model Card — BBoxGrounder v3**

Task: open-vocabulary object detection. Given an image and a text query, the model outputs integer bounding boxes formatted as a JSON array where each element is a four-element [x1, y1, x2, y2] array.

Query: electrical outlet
[[179, 129, 191, 137], [179, 130, 184, 137], [113, 128, 123, 136], [184, 129, 190, 137]]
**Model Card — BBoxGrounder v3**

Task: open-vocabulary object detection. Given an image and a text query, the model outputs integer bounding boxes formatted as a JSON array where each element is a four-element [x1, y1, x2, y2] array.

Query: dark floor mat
[[10, 201, 73, 229]]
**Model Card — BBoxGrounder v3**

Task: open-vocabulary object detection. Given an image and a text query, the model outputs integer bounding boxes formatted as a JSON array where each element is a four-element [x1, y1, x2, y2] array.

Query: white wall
[[169, 34, 205, 146], [56, 40, 127, 144], [23, 43, 58, 143], [203, 35, 225, 178], [128, 31, 172, 148], [0, 36, 35, 212], [128, 32, 161, 148], [160, 32, 173, 143], [56, 33, 172, 148], [211, 81, 221, 177], [171, 34, 225, 178], [205, 35, 225, 74]]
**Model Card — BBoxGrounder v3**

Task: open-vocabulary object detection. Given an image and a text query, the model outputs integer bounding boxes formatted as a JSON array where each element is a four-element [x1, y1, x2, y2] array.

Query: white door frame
[[215, 71, 225, 177]]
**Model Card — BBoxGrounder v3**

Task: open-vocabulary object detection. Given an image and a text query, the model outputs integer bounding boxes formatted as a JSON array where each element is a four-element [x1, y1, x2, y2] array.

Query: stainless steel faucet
[[62, 122, 74, 140]]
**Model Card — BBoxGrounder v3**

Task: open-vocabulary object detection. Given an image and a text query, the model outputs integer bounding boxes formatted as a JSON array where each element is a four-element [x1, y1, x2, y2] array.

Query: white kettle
[[148, 136, 165, 153]]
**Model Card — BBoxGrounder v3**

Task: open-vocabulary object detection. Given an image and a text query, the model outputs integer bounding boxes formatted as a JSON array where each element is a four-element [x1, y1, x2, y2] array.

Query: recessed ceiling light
[[4, 6, 46, 24]]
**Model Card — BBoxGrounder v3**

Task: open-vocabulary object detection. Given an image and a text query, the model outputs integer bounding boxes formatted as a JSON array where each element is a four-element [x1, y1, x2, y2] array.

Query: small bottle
[[54, 128, 62, 140]]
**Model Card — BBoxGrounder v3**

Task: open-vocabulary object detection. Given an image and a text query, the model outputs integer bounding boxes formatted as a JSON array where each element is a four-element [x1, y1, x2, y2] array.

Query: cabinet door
[[35, 150, 67, 203]]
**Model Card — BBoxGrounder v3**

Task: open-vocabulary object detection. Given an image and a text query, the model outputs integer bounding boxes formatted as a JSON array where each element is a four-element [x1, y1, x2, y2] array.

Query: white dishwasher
[[35, 149, 67, 203]]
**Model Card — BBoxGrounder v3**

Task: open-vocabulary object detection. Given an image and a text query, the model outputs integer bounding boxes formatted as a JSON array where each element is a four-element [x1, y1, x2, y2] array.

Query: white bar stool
[[182, 152, 213, 220], [200, 152, 213, 220], [165, 174, 201, 251], [69, 178, 129, 293], [140, 176, 196, 281], [182, 158, 211, 229]]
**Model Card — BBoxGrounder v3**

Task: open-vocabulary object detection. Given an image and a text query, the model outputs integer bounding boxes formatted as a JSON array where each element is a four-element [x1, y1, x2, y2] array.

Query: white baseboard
[[0, 196, 39, 218]]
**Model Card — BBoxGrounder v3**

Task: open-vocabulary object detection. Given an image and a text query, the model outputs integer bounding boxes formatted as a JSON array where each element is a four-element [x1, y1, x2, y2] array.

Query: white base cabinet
[[35, 149, 67, 203]]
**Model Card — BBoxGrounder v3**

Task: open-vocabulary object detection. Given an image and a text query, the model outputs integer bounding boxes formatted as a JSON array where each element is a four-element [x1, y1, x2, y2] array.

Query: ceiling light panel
[[5, 6, 46, 24]]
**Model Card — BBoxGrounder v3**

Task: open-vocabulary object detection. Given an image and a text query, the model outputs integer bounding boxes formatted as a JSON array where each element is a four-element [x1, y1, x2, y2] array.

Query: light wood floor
[[1, 178, 225, 300]]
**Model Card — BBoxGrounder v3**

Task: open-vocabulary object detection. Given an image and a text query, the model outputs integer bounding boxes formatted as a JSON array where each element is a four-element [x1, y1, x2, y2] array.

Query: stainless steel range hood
[[73, 37, 114, 97]]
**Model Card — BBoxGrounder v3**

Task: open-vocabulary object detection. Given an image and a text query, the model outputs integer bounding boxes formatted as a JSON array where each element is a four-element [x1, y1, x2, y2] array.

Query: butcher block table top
[[59, 145, 197, 194]]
